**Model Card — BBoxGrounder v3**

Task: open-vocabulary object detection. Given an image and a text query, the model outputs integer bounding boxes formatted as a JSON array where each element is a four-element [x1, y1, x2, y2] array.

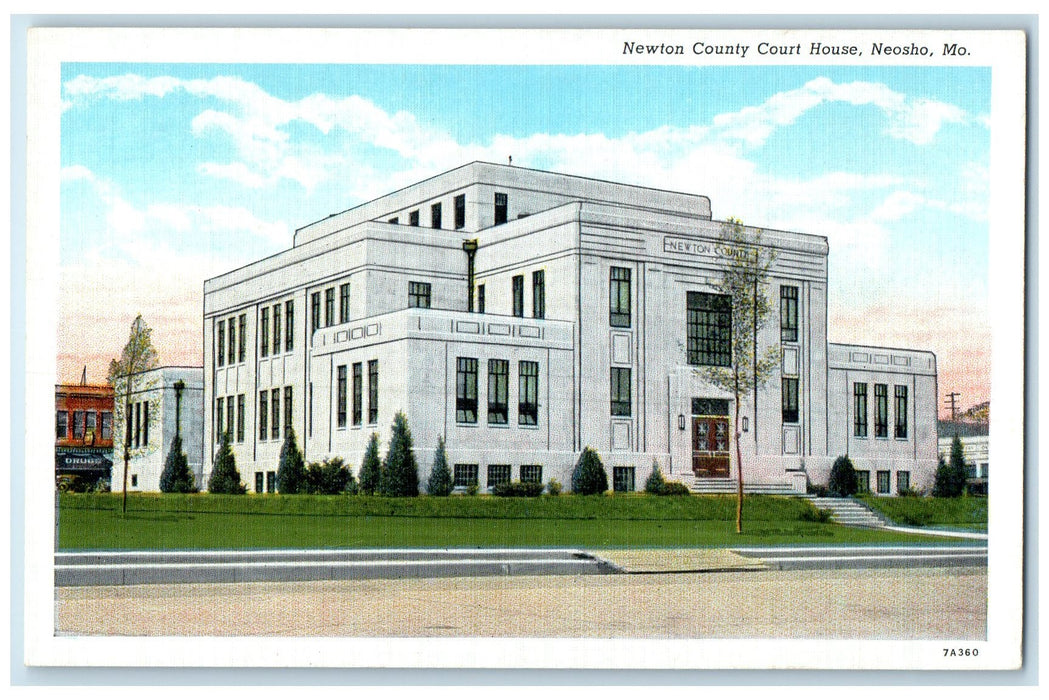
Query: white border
[[24, 26, 1026, 671]]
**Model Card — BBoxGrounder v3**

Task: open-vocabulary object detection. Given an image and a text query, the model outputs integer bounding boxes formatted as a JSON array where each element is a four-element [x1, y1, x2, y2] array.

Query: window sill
[[517, 423, 540, 430], [455, 421, 480, 428]]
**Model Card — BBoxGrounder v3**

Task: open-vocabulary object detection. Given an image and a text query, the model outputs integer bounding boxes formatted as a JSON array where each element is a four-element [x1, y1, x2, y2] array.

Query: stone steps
[[802, 496, 889, 528], [690, 477, 798, 495]]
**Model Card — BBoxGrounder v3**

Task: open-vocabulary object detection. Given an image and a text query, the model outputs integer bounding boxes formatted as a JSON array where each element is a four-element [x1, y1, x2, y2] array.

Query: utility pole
[[944, 391, 961, 421]]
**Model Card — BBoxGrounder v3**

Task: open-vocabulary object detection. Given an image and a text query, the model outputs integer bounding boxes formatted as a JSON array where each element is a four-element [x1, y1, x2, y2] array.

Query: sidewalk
[[590, 548, 766, 573]]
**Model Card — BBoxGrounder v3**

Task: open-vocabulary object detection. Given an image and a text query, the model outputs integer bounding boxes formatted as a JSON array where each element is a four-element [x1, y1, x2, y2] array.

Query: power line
[[944, 392, 961, 421]]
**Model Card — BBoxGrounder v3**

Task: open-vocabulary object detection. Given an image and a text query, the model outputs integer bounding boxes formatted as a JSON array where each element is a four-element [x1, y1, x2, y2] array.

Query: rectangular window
[[487, 359, 508, 425], [271, 389, 280, 440], [284, 386, 293, 438], [311, 292, 321, 333], [613, 466, 636, 493], [214, 398, 222, 444], [56, 411, 68, 439], [520, 465, 542, 484], [260, 307, 269, 357], [876, 470, 891, 494], [494, 192, 508, 225], [352, 362, 363, 426], [225, 398, 232, 447], [687, 291, 732, 367], [228, 316, 236, 364], [895, 385, 909, 438], [897, 471, 911, 493], [259, 391, 268, 440], [100, 411, 112, 440], [856, 470, 870, 493], [610, 267, 632, 328], [325, 288, 335, 327], [255, 472, 264, 494], [339, 283, 350, 324], [610, 367, 632, 417], [216, 320, 225, 367], [409, 209, 419, 226], [532, 270, 545, 319], [780, 286, 799, 342], [853, 383, 868, 437], [125, 403, 132, 447], [368, 360, 379, 424], [409, 281, 431, 309], [272, 304, 281, 354], [285, 300, 294, 351], [456, 357, 479, 424], [236, 394, 245, 443], [238, 314, 246, 362], [86, 411, 97, 439], [874, 384, 889, 438], [431, 202, 442, 229], [782, 378, 799, 424], [454, 193, 466, 229], [519, 360, 539, 426], [512, 275, 524, 317], [138, 403, 145, 446], [131, 475, 137, 488], [453, 464, 479, 488], [337, 365, 347, 428], [73, 410, 85, 439], [487, 464, 511, 488], [477, 284, 485, 313], [266, 471, 276, 493]]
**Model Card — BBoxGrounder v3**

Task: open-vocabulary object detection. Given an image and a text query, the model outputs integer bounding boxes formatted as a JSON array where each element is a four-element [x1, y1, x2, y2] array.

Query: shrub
[[305, 457, 354, 495], [933, 436, 967, 497], [546, 478, 562, 496], [571, 447, 608, 495], [208, 432, 246, 494], [276, 429, 306, 494], [465, 483, 479, 496], [898, 485, 923, 498], [806, 481, 828, 497], [381, 412, 420, 497], [799, 503, 832, 523], [358, 433, 382, 495], [827, 455, 858, 497], [492, 480, 545, 497], [427, 436, 453, 496], [644, 461, 667, 495], [658, 481, 691, 496], [160, 436, 197, 493]]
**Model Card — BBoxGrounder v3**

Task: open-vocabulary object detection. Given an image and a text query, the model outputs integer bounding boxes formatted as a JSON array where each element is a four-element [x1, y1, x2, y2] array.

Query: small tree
[[159, 436, 196, 493], [697, 219, 779, 533], [276, 429, 306, 494], [381, 412, 420, 497], [571, 447, 608, 495], [427, 436, 453, 496], [208, 432, 246, 494], [358, 433, 382, 495], [305, 457, 353, 495], [828, 455, 858, 497], [934, 436, 967, 497], [108, 314, 160, 513], [644, 460, 667, 495]]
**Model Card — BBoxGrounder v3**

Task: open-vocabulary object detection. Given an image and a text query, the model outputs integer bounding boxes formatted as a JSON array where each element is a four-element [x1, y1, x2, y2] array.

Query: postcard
[[23, 25, 1025, 672]]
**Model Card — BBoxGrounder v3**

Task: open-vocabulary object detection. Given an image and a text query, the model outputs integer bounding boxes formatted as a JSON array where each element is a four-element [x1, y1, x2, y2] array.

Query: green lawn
[[859, 494, 988, 530], [58, 493, 968, 550]]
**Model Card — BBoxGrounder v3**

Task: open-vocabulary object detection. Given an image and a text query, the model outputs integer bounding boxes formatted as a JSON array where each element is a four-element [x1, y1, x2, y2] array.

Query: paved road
[[55, 548, 620, 586], [55, 566, 988, 639]]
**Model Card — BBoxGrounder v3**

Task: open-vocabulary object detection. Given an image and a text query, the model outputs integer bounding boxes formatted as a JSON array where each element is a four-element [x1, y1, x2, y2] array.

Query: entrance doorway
[[692, 398, 730, 478]]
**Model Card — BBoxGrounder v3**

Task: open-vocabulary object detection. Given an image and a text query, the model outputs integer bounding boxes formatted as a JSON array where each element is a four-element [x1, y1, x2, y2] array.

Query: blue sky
[[58, 62, 991, 412]]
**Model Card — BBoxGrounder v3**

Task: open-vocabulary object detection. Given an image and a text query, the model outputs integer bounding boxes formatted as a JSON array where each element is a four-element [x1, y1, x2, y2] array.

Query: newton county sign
[[663, 236, 757, 262]]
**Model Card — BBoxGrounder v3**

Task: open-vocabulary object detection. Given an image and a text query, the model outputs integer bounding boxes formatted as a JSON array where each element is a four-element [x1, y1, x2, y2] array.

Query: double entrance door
[[691, 399, 730, 478]]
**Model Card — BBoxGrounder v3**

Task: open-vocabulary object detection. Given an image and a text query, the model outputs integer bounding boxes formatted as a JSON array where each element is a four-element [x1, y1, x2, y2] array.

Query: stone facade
[[111, 367, 204, 492], [202, 162, 938, 494]]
